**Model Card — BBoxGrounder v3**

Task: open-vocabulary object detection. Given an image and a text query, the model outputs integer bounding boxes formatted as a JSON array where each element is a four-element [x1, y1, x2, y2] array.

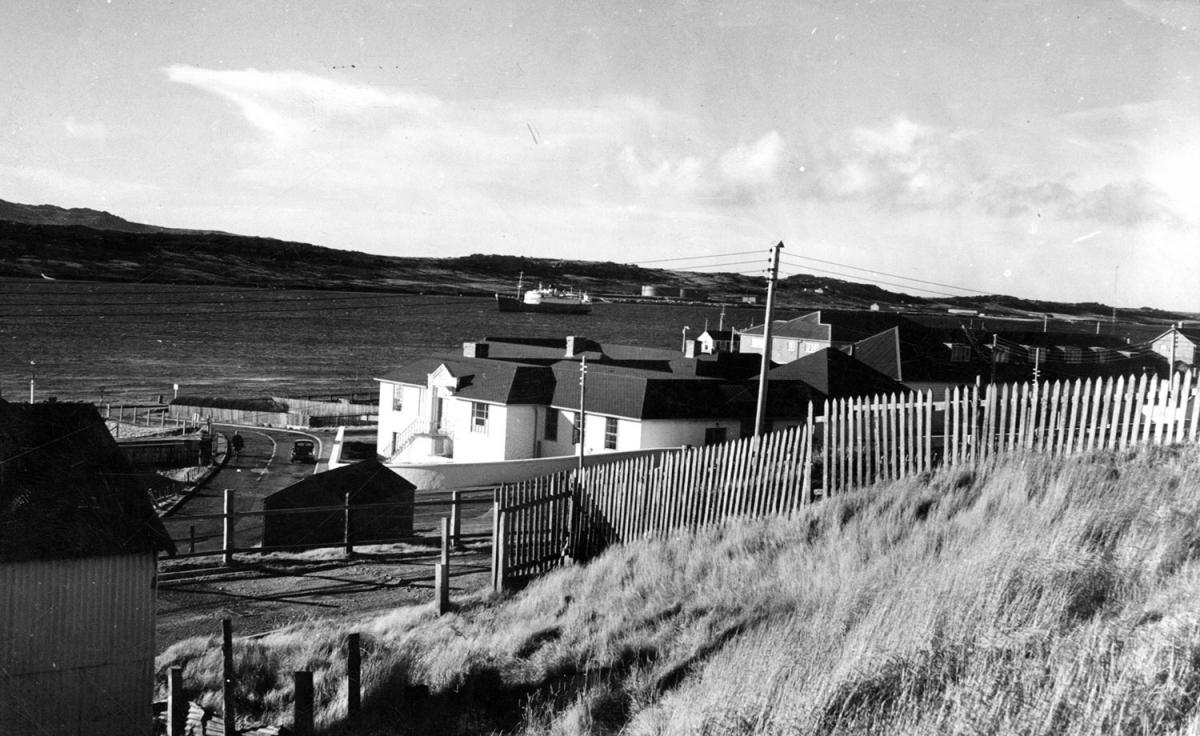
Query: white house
[[1151, 325, 1200, 367], [376, 338, 780, 465], [0, 400, 174, 736]]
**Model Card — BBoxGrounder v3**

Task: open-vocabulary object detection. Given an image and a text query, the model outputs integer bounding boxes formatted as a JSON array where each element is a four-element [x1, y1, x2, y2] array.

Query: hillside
[[157, 445, 1200, 735], [0, 198, 1192, 322]]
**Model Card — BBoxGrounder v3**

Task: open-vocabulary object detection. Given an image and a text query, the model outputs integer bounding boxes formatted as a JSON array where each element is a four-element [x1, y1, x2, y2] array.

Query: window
[[704, 426, 727, 445], [1061, 346, 1082, 364], [604, 417, 618, 449], [950, 343, 971, 362], [544, 408, 558, 441], [471, 402, 489, 433], [391, 387, 403, 412], [572, 411, 582, 444]]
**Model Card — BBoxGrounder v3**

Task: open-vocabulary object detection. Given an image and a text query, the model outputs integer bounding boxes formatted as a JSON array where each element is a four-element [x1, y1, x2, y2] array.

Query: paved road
[[162, 425, 327, 554]]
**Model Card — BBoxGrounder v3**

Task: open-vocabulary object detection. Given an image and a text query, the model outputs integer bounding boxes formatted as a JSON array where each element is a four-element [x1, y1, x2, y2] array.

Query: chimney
[[462, 341, 489, 358]]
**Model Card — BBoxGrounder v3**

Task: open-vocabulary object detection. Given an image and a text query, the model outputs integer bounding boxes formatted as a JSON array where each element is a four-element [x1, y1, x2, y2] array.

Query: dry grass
[[156, 443, 1200, 735]]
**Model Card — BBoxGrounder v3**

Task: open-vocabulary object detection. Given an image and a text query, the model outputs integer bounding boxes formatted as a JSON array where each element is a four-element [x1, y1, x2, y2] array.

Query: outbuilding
[[0, 400, 174, 736], [262, 459, 416, 549]]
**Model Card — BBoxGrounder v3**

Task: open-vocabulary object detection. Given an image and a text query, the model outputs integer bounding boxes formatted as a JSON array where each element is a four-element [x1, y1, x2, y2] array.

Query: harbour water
[[0, 279, 769, 404]]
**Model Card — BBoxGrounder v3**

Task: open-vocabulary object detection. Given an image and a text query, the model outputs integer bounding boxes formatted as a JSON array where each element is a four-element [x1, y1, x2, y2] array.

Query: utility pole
[[754, 242, 784, 437], [576, 356, 587, 479]]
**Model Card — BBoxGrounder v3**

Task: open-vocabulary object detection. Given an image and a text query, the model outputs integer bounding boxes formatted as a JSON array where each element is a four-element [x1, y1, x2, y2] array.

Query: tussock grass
[[157, 444, 1200, 735]]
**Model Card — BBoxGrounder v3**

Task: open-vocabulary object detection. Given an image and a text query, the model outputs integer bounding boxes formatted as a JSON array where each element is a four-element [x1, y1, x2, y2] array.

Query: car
[[290, 439, 316, 463]]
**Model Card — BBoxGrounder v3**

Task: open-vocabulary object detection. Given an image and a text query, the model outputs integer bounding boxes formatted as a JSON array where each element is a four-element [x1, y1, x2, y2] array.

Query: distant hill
[[0, 198, 1192, 323]]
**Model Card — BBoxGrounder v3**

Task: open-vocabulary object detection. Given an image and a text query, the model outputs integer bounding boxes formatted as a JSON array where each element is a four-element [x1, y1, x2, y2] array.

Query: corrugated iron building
[[0, 401, 174, 736]]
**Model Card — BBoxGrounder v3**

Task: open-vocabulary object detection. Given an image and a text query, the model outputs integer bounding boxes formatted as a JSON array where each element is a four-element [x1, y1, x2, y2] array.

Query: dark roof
[[264, 459, 414, 508], [0, 401, 174, 562], [378, 357, 555, 405], [550, 365, 756, 420], [765, 348, 909, 399]]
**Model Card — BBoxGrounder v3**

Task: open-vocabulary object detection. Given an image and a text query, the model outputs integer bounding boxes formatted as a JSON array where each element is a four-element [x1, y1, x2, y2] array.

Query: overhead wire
[[779, 253, 992, 296]]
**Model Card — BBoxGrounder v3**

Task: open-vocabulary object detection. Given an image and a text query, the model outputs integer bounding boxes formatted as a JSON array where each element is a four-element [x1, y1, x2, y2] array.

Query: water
[[0, 279, 768, 404]]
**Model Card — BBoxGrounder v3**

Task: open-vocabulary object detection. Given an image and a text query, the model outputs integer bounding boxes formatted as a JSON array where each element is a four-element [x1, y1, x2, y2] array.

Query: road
[[161, 424, 327, 554]]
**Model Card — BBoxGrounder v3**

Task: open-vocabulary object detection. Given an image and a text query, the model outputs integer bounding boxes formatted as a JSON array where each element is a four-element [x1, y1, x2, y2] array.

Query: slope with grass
[[157, 444, 1200, 735]]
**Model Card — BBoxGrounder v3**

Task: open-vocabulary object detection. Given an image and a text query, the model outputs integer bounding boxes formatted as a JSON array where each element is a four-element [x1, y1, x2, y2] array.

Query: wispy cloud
[[62, 116, 108, 143]]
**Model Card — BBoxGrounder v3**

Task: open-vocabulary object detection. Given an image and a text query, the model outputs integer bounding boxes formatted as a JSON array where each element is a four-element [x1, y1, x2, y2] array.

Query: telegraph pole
[[753, 242, 784, 437], [576, 356, 587, 479]]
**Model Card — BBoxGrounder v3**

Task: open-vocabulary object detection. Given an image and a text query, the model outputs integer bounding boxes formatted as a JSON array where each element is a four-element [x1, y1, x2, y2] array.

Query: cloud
[[165, 65, 441, 145], [62, 116, 108, 143]]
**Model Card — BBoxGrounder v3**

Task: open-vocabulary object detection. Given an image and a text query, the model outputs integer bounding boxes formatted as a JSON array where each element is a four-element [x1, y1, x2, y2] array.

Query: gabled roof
[[0, 401, 174, 562], [549, 364, 756, 420], [765, 348, 909, 399], [264, 459, 414, 508], [739, 310, 907, 343], [377, 357, 555, 405]]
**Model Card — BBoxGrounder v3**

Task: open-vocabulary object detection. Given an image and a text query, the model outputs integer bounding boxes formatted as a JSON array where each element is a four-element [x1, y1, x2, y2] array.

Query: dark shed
[[262, 460, 415, 549]]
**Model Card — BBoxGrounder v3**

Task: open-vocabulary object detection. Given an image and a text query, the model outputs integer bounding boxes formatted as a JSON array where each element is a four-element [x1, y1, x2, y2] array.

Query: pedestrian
[[231, 430, 244, 458]]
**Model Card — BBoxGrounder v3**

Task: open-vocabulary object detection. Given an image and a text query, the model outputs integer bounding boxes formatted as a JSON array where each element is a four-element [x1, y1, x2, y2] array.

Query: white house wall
[[376, 381, 426, 456], [0, 553, 156, 736], [639, 418, 746, 448]]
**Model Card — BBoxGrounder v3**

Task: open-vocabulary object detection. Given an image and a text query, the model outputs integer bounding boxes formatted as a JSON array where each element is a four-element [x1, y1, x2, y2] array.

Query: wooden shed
[[0, 400, 174, 736], [262, 460, 415, 549]]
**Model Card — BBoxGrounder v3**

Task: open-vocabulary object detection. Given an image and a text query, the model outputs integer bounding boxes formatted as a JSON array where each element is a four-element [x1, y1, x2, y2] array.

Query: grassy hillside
[[157, 444, 1200, 735]]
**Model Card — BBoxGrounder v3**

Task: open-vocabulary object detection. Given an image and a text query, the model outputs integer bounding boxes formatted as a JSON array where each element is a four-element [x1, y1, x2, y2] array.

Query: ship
[[495, 273, 592, 314]]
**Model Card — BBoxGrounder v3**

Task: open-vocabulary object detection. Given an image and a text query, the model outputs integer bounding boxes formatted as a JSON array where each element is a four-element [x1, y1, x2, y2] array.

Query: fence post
[[223, 490, 236, 566], [435, 562, 451, 614], [168, 666, 186, 736], [347, 633, 361, 719], [493, 507, 507, 593], [449, 490, 461, 547], [294, 670, 314, 736], [344, 490, 353, 556], [222, 619, 236, 735], [440, 517, 450, 567]]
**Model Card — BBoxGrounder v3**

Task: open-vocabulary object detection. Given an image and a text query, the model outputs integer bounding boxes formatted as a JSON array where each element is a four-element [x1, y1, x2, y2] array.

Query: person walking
[[230, 430, 245, 459]]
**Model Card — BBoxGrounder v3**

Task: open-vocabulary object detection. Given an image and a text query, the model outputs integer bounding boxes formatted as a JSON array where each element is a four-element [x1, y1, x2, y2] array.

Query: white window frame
[[471, 402, 489, 433]]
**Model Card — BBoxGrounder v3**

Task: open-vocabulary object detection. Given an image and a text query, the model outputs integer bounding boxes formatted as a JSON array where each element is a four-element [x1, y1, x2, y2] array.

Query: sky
[[1, 0, 1198, 311]]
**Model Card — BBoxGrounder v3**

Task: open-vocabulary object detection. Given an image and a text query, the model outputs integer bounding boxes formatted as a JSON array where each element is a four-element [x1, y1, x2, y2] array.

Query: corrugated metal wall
[[0, 553, 156, 735]]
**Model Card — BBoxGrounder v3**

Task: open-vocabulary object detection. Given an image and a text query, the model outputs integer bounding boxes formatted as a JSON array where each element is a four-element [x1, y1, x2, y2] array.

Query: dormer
[[429, 364, 464, 396]]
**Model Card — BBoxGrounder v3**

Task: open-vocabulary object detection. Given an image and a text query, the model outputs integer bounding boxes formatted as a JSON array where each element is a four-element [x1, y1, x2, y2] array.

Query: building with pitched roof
[[0, 400, 174, 735], [735, 309, 907, 363], [375, 336, 785, 464], [1151, 325, 1200, 367]]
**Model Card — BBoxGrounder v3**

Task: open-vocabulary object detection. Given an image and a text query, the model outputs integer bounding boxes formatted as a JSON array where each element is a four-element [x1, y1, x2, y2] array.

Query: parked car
[[290, 440, 316, 463]]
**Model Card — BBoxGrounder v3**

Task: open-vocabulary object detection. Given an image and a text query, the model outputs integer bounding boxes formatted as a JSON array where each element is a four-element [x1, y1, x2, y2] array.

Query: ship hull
[[495, 294, 592, 314]]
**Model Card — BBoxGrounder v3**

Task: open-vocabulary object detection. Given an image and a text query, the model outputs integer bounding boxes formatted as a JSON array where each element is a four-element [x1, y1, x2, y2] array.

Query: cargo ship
[[495, 273, 592, 314]]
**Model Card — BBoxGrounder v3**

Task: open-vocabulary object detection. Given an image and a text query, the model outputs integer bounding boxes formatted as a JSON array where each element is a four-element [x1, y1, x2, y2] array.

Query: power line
[[777, 263, 960, 298], [779, 253, 992, 296], [631, 249, 766, 266]]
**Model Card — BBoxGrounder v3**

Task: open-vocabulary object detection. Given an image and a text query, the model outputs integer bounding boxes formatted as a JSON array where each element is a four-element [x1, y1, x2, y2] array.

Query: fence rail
[[492, 370, 1200, 589]]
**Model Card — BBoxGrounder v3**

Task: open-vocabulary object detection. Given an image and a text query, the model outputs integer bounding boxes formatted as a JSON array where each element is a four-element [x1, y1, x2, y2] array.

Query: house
[[0, 400, 174, 736], [698, 329, 734, 354], [755, 348, 910, 425], [854, 321, 1166, 393], [375, 336, 791, 464], [736, 309, 906, 364], [1151, 325, 1200, 367], [262, 459, 415, 549]]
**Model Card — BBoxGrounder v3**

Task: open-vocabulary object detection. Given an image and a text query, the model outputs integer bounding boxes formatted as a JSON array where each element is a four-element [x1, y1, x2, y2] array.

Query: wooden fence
[[493, 370, 1200, 588]]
